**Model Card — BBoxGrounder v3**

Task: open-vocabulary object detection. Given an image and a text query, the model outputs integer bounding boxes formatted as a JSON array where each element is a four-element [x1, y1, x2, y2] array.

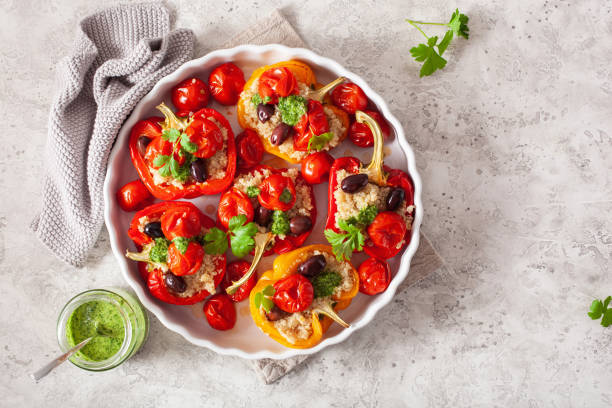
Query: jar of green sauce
[[56, 288, 149, 371]]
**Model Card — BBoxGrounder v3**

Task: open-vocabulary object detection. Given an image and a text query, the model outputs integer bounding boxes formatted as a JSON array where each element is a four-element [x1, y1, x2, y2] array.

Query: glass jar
[[56, 288, 149, 371]]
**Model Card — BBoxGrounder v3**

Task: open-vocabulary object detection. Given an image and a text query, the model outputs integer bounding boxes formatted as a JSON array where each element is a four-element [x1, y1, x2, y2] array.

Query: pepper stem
[[156, 102, 190, 132], [226, 232, 273, 295], [312, 299, 349, 328], [356, 110, 387, 186], [125, 244, 166, 270], [310, 77, 346, 102]]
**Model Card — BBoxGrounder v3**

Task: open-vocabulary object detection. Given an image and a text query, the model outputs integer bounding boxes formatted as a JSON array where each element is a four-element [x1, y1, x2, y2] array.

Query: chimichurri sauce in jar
[[66, 300, 126, 361]]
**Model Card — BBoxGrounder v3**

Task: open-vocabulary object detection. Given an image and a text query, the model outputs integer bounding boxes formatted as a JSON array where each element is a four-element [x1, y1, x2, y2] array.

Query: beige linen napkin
[[224, 10, 444, 384]]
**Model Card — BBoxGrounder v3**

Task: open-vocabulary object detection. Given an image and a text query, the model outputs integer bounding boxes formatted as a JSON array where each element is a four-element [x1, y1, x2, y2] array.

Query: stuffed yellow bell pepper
[[249, 244, 359, 348], [236, 60, 349, 164]]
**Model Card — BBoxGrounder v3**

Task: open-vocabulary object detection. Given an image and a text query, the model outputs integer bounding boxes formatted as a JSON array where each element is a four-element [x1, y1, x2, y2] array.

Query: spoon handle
[[30, 337, 93, 382]]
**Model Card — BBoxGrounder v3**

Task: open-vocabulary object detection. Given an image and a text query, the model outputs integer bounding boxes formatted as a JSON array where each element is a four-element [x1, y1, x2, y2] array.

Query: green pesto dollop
[[66, 300, 125, 361]]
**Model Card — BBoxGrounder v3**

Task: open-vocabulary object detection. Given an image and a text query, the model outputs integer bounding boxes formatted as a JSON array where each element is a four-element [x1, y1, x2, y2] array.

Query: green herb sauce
[[66, 300, 125, 361]]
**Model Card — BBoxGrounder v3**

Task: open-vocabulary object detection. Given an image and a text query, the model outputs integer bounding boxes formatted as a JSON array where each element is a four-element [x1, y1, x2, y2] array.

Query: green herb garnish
[[270, 210, 290, 235], [406, 9, 469, 77], [228, 214, 258, 258], [346, 205, 379, 227], [588, 296, 612, 327], [202, 227, 228, 255], [149, 238, 170, 263], [251, 94, 271, 106], [324, 219, 365, 262], [310, 270, 342, 298], [254, 285, 275, 313], [277, 95, 307, 126], [172, 237, 190, 254], [308, 132, 334, 151], [279, 188, 293, 204], [246, 186, 261, 198]]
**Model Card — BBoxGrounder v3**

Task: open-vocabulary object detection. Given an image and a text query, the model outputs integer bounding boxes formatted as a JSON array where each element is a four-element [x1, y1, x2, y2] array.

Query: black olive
[[255, 206, 273, 226], [144, 221, 164, 239], [297, 255, 326, 277], [270, 123, 291, 146], [265, 305, 289, 321], [289, 215, 312, 235], [257, 103, 275, 123], [341, 173, 369, 193], [190, 159, 208, 183], [386, 188, 405, 211], [164, 273, 187, 293], [137, 136, 151, 156]]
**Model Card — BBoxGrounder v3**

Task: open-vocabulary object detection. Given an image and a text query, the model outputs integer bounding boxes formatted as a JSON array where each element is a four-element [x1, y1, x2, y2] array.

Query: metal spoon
[[30, 323, 112, 382]]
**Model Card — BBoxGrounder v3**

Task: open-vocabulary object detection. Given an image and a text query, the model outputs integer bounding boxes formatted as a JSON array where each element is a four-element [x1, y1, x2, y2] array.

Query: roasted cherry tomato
[[358, 257, 391, 295], [167, 241, 204, 276], [272, 274, 314, 313], [208, 62, 246, 106], [184, 116, 223, 158], [221, 260, 257, 302], [236, 129, 264, 169], [144, 136, 172, 168], [293, 100, 330, 151], [301, 151, 334, 185], [116, 180, 153, 212], [204, 293, 236, 330], [258, 67, 298, 104], [218, 189, 254, 229], [171, 77, 210, 117], [161, 206, 202, 240], [367, 211, 407, 252], [258, 174, 296, 211], [331, 83, 368, 114], [348, 110, 391, 147]]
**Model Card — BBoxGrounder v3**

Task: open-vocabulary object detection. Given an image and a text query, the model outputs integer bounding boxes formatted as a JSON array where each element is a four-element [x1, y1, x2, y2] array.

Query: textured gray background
[[2, 0, 611, 406]]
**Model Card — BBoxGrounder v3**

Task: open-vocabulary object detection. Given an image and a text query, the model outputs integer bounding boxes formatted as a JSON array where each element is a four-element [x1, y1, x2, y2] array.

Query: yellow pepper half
[[249, 244, 359, 349], [237, 60, 350, 164]]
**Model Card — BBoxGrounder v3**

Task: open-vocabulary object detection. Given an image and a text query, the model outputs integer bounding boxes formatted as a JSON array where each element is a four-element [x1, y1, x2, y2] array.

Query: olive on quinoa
[[190, 159, 208, 183], [341, 173, 369, 193], [270, 123, 292, 146], [257, 103, 275, 123], [386, 188, 405, 211], [297, 254, 326, 277], [144, 221, 164, 239], [164, 272, 187, 293], [289, 215, 312, 235], [255, 205, 273, 226]]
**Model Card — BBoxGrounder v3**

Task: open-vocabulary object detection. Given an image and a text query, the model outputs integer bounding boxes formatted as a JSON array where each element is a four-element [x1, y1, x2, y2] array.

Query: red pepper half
[[129, 105, 236, 201], [127, 201, 226, 305], [325, 112, 415, 259], [220, 164, 317, 256]]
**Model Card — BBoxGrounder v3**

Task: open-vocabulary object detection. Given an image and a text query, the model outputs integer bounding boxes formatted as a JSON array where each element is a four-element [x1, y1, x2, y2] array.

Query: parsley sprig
[[588, 296, 612, 327], [406, 9, 469, 77], [254, 285, 275, 313], [154, 128, 198, 182], [324, 206, 379, 262], [202, 214, 258, 258]]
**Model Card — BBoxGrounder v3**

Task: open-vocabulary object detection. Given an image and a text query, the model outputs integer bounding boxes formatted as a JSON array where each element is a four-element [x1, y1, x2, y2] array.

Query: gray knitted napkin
[[31, 2, 194, 266], [224, 10, 445, 384]]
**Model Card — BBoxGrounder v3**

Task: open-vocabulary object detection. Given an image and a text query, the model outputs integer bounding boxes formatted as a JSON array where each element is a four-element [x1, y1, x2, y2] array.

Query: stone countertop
[[2, 0, 611, 406]]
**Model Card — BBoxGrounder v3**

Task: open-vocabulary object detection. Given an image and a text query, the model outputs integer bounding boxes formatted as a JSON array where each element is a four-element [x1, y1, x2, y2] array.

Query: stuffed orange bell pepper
[[236, 60, 350, 164], [248, 244, 359, 348]]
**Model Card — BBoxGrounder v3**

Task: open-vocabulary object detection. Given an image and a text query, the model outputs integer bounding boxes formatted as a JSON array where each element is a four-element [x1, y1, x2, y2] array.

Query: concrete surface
[[1, 0, 611, 406]]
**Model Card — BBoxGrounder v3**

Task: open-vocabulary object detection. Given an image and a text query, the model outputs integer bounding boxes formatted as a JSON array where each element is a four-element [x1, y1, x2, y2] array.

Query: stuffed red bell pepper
[[125, 201, 226, 305], [129, 102, 236, 201], [324, 111, 415, 261]]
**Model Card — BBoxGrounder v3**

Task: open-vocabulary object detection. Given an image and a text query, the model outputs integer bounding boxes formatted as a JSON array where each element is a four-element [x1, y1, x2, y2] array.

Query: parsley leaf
[[308, 132, 334, 151], [228, 214, 258, 258], [279, 188, 293, 203], [254, 285, 275, 313], [149, 238, 169, 263], [180, 133, 198, 153], [246, 186, 261, 198], [588, 296, 612, 327], [277, 95, 307, 126], [310, 270, 342, 298], [153, 155, 170, 168], [270, 210, 290, 235], [251, 94, 271, 106], [162, 128, 181, 143], [406, 9, 469, 77], [202, 227, 228, 255], [324, 219, 365, 262], [172, 237, 190, 254]]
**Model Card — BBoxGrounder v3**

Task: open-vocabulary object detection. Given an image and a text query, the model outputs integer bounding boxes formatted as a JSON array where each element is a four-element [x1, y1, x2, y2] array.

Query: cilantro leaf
[[310, 270, 342, 298], [602, 310, 612, 328], [180, 133, 198, 153], [277, 95, 307, 126], [153, 155, 170, 168], [437, 30, 454, 55], [270, 210, 290, 235], [172, 237, 190, 254], [168, 156, 190, 182], [202, 227, 228, 255], [324, 220, 365, 262], [262, 285, 275, 296], [448, 9, 469, 39], [588, 296, 612, 327], [308, 132, 334, 151], [228, 215, 258, 258], [254, 285, 275, 313], [410, 36, 447, 77], [149, 238, 169, 263], [246, 186, 261, 198], [162, 128, 181, 143], [589, 299, 604, 320], [279, 188, 293, 203]]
